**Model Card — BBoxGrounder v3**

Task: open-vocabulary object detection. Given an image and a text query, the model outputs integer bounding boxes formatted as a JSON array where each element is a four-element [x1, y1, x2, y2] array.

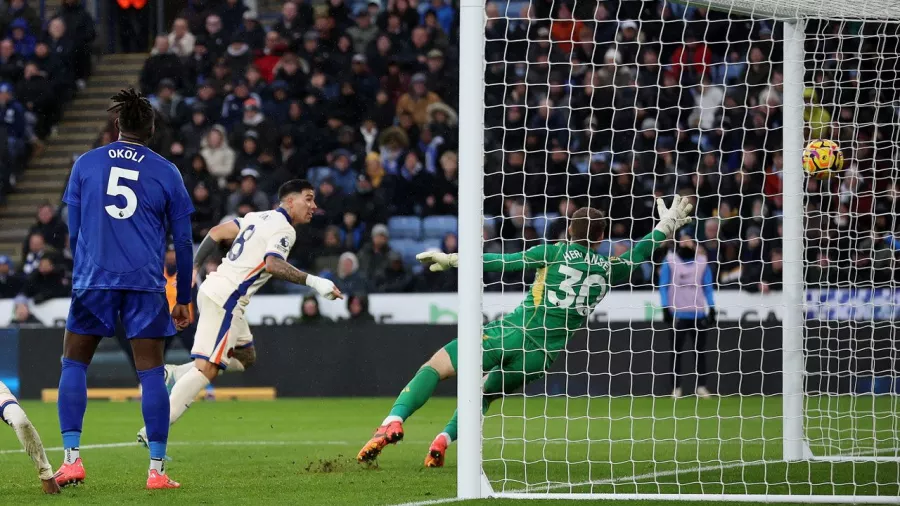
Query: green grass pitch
[[0, 397, 897, 505]]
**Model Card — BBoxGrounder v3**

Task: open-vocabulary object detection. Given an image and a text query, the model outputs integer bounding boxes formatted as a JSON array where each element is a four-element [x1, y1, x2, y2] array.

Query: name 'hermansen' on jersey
[[108, 147, 145, 163], [563, 248, 610, 269]]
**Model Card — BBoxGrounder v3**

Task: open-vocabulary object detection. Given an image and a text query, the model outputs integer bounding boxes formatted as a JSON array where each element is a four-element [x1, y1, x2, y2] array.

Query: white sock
[[382, 415, 403, 425], [439, 432, 452, 445], [172, 363, 195, 383], [169, 368, 210, 426], [3, 403, 53, 479], [64, 447, 79, 465], [150, 458, 165, 474]]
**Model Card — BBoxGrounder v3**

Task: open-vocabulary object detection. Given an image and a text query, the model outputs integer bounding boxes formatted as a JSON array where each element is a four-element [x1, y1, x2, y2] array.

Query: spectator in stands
[[272, 1, 306, 47], [10, 301, 40, 325], [344, 293, 375, 323], [328, 149, 357, 195], [185, 38, 213, 90], [9, 18, 36, 59], [192, 81, 221, 122], [151, 78, 188, 127], [220, 79, 259, 128], [22, 255, 70, 303], [140, 36, 187, 95], [55, 0, 94, 85], [224, 34, 253, 77], [200, 124, 235, 185], [0, 39, 23, 87], [338, 210, 365, 251], [347, 5, 377, 53], [204, 14, 228, 59], [299, 294, 332, 324], [230, 98, 276, 152], [226, 168, 269, 215], [240, 12, 266, 51], [334, 251, 368, 295], [396, 73, 442, 127], [357, 223, 392, 279], [17, 62, 56, 138], [0, 0, 40, 38], [179, 103, 211, 153], [24, 202, 66, 252], [0, 255, 22, 298], [190, 181, 221, 242], [168, 17, 195, 58], [373, 250, 415, 293], [254, 31, 287, 83], [0, 82, 26, 173], [218, 0, 248, 35]]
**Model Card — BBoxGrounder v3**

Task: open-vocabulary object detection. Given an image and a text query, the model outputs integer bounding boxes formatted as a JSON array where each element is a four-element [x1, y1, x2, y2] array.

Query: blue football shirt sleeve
[[67, 204, 81, 261], [62, 158, 82, 206], [170, 214, 193, 305]]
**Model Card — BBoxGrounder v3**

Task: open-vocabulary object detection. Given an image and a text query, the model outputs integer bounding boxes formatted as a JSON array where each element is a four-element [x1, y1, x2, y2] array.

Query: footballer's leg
[[57, 290, 114, 488], [425, 331, 542, 468], [0, 381, 59, 494], [357, 345, 455, 463], [125, 291, 182, 489]]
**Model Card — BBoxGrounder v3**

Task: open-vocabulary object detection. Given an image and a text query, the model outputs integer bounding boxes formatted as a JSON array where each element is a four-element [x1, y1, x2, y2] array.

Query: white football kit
[[193, 208, 296, 369]]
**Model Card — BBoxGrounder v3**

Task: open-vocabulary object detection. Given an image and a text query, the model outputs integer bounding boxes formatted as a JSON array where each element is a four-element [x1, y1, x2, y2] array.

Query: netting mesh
[[477, 0, 900, 499]]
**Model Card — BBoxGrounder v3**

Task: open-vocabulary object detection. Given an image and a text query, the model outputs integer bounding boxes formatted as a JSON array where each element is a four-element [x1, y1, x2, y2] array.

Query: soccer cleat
[[672, 387, 683, 399], [357, 421, 404, 463], [164, 364, 177, 394], [696, 386, 712, 399], [53, 458, 85, 487], [146, 469, 180, 490], [424, 434, 449, 468]]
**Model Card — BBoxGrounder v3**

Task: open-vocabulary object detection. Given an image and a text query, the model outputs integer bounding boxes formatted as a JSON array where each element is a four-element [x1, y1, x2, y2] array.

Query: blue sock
[[137, 365, 169, 460], [58, 358, 88, 449]]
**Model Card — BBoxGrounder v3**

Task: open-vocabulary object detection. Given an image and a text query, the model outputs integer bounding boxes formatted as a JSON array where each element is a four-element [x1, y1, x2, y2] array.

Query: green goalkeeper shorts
[[442, 323, 553, 395]]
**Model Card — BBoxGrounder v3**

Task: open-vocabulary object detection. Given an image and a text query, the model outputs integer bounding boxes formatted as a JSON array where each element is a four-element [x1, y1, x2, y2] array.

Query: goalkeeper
[[357, 196, 693, 467]]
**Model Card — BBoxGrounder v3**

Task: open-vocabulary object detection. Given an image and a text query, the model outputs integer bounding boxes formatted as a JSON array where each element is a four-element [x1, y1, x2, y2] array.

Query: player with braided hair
[[55, 88, 193, 489]]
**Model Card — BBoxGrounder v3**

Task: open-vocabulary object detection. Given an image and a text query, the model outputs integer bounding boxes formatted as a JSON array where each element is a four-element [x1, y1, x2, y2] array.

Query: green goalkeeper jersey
[[483, 230, 666, 353]]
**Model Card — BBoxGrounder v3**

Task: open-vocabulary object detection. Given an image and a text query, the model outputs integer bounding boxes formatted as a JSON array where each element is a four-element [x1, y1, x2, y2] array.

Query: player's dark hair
[[569, 207, 606, 243], [108, 88, 154, 141], [278, 179, 314, 200]]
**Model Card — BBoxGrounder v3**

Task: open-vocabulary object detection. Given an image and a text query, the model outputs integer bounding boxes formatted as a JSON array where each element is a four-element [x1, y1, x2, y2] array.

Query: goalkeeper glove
[[655, 195, 694, 239], [306, 274, 339, 300], [416, 251, 459, 272]]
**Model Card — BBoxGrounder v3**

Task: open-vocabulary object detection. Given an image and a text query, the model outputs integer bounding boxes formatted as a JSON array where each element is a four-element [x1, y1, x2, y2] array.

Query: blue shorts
[[66, 289, 175, 339]]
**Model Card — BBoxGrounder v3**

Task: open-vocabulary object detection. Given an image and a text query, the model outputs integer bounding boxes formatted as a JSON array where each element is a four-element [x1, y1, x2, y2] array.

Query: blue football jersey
[[63, 140, 194, 292]]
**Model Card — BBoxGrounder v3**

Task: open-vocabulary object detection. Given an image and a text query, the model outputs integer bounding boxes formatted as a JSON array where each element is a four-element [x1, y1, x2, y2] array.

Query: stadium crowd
[[5, 0, 900, 311], [0, 0, 95, 200]]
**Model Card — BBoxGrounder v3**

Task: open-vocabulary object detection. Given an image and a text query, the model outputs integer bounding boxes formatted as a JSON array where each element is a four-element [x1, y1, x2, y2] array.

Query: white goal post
[[457, 0, 900, 502]]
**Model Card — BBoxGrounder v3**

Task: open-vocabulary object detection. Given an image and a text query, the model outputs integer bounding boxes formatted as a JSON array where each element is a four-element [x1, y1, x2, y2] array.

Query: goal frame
[[456, 0, 900, 501]]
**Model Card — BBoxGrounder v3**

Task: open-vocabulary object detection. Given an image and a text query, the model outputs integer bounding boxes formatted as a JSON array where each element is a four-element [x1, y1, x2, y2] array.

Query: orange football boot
[[53, 458, 85, 487], [357, 420, 404, 463], [146, 469, 180, 490], [424, 434, 449, 468]]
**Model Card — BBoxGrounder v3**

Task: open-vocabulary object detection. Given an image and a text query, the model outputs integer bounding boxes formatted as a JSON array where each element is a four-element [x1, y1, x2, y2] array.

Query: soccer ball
[[802, 139, 843, 179]]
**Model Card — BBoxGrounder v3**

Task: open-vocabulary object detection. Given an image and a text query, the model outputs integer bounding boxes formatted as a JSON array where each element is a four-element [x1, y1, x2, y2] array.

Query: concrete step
[[0, 228, 27, 241], [20, 167, 71, 179], [0, 242, 21, 259], [99, 53, 151, 64], [56, 120, 106, 131], [3, 216, 37, 228], [6, 192, 59, 206], [16, 179, 67, 191], [1, 205, 41, 218], [27, 156, 72, 167]]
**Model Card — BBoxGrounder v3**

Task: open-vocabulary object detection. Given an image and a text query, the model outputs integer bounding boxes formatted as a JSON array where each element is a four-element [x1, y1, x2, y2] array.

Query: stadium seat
[[421, 238, 442, 252], [390, 238, 422, 266], [388, 216, 423, 240], [422, 215, 458, 240]]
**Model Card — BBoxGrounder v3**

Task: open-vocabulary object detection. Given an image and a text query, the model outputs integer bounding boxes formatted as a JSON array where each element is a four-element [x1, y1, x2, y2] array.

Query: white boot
[[696, 386, 712, 399], [672, 387, 683, 399]]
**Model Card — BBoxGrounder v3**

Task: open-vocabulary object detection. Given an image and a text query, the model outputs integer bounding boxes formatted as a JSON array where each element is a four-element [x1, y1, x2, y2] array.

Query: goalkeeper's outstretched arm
[[609, 195, 694, 284]]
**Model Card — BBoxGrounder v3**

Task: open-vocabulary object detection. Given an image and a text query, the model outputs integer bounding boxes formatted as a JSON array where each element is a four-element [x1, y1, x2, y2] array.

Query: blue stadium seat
[[422, 215, 458, 240], [388, 216, 423, 240], [421, 238, 442, 252], [390, 239, 422, 266]]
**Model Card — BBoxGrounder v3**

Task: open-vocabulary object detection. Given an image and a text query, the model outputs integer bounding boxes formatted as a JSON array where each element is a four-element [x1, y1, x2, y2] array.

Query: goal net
[[456, 0, 900, 502]]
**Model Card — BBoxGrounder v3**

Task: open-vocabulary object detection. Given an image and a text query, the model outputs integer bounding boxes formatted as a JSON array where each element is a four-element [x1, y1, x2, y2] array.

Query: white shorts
[[0, 380, 18, 418], [192, 291, 254, 370]]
